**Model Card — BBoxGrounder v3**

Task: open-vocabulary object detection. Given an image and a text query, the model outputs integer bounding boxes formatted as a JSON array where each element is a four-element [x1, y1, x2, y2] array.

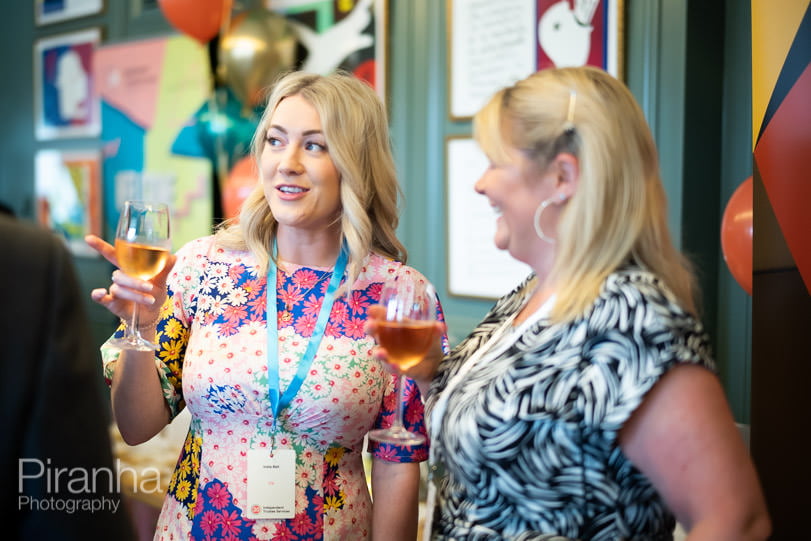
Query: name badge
[[247, 449, 296, 519]]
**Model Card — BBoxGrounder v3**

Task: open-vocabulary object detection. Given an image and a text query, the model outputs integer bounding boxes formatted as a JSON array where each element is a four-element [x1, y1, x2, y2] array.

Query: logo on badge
[[251, 504, 261, 515]]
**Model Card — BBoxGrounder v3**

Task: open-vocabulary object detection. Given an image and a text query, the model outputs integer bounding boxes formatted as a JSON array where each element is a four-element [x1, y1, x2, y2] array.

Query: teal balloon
[[195, 87, 261, 171]]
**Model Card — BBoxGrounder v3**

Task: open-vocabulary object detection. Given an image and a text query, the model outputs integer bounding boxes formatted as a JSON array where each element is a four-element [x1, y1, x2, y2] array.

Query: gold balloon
[[219, 8, 296, 108]]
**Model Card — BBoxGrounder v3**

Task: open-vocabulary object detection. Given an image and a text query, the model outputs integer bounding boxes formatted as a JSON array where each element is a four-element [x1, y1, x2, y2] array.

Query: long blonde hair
[[475, 66, 698, 322], [216, 71, 406, 285]]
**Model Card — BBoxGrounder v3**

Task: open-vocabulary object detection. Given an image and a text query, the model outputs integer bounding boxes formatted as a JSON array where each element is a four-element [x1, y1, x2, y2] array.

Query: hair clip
[[562, 89, 577, 134]]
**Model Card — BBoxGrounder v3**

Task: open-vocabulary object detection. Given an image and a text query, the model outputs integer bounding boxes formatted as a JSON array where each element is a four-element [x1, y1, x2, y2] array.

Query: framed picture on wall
[[267, 0, 389, 102], [35, 0, 105, 26], [445, 136, 532, 299], [448, 0, 624, 120], [33, 28, 102, 140], [34, 148, 103, 257]]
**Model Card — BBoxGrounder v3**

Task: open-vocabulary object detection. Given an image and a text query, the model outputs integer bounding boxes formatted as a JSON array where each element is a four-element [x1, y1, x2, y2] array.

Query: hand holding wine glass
[[368, 271, 438, 446], [105, 200, 171, 351]]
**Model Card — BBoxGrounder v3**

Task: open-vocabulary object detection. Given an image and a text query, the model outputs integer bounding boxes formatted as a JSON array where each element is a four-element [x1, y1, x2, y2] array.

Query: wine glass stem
[[394, 374, 407, 431], [128, 304, 141, 342]]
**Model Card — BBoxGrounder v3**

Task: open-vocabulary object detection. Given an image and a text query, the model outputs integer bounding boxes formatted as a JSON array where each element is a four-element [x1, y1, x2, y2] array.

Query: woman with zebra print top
[[368, 66, 770, 540]]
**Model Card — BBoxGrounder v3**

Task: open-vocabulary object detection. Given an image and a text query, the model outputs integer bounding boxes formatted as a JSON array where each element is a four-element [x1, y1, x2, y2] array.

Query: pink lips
[[276, 184, 309, 201]]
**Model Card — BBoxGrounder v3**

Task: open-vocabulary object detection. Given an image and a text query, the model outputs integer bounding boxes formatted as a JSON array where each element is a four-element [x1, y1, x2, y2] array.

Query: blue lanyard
[[266, 240, 348, 420]]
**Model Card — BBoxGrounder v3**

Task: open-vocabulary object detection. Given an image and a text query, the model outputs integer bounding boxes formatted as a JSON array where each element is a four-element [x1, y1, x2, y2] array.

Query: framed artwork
[[448, 0, 624, 120], [445, 137, 532, 299], [267, 0, 388, 102], [35, 148, 103, 257], [34, 28, 102, 140], [35, 0, 105, 26]]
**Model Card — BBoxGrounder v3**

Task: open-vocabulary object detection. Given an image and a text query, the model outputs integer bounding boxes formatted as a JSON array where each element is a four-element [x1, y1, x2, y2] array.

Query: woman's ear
[[553, 152, 579, 198]]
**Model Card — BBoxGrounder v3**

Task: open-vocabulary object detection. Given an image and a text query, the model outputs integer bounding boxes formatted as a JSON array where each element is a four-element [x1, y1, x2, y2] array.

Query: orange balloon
[[223, 155, 259, 220], [721, 176, 753, 295], [158, 0, 232, 44]]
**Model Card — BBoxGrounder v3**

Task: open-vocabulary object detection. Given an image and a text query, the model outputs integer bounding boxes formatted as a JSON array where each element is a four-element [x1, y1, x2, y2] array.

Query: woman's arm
[[87, 234, 175, 445], [619, 364, 771, 541], [370, 459, 422, 541]]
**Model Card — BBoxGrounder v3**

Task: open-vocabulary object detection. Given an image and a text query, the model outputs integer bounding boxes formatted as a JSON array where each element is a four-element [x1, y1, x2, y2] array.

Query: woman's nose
[[473, 174, 486, 194], [279, 147, 303, 175]]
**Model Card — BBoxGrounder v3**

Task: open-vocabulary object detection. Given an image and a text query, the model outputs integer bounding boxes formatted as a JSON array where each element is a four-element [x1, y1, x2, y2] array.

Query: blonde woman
[[87, 71, 445, 541], [369, 66, 770, 540]]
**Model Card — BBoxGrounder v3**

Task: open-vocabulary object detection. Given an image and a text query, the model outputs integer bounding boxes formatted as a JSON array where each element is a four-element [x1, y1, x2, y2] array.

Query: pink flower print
[[223, 304, 247, 323], [248, 294, 266, 314], [330, 301, 349, 323], [324, 319, 343, 338], [243, 278, 263, 299], [344, 316, 366, 339], [323, 469, 341, 496], [374, 444, 400, 461], [228, 263, 246, 282], [217, 509, 243, 536], [294, 313, 318, 337], [367, 282, 383, 301], [405, 403, 424, 426], [199, 510, 219, 536], [271, 522, 296, 541], [219, 318, 240, 337], [206, 482, 231, 509], [279, 282, 304, 308], [302, 294, 323, 318], [291, 512, 315, 535], [347, 291, 371, 315], [292, 268, 320, 289]]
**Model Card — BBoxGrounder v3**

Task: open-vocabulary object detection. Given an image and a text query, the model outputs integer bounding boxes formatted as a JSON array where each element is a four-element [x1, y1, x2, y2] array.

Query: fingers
[[111, 270, 157, 305], [84, 234, 118, 266]]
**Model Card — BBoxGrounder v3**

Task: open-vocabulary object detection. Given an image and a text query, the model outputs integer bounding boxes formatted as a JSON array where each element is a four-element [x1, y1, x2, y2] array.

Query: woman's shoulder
[[176, 235, 254, 265], [356, 253, 432, 284], [600, 265, 685, 315]]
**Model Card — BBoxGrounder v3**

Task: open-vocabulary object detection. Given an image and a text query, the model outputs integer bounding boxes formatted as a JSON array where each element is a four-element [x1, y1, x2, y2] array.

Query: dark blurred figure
[[0, 212, 135, 540]]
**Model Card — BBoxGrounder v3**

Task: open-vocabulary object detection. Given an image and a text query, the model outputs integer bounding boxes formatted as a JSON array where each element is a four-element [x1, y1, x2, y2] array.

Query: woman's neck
[[514, 276, 556, 325], [275, 226, 342, 268]]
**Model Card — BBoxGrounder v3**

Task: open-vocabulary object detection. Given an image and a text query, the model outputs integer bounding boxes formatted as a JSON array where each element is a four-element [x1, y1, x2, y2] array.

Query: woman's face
[[474, 145, 554, 264], [260, 94, 342, 233]]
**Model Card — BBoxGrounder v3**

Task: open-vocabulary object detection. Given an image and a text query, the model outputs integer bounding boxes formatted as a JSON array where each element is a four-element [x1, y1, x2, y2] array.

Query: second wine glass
[[107, 200, 171, 352], [368, 271, 436, 446]]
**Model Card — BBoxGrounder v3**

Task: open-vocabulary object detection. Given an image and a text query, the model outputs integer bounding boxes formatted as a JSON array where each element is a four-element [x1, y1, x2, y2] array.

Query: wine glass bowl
[[368, 272, 436, 446], [107, 200, 171, 351]]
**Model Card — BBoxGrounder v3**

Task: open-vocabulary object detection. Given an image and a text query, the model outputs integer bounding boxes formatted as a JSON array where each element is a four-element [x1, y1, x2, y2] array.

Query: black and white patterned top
[[424, 266, 715, 540]]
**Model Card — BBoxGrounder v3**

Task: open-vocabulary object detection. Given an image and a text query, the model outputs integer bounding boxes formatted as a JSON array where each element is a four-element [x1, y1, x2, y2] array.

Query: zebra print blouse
[[424, 266, 715, 540]]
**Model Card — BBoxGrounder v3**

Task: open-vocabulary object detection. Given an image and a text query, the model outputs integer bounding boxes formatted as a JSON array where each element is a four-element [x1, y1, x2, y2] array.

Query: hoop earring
[[533, 194, 567, 243]]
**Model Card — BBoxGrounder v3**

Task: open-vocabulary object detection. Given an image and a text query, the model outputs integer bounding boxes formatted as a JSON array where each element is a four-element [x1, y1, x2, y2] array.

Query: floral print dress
[[102, 236, 435, 540]]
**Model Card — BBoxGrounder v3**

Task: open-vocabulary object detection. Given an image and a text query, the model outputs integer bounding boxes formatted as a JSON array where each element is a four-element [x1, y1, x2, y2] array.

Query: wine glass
[[107, 200, 171, 351], [368, 272, 436, 446]]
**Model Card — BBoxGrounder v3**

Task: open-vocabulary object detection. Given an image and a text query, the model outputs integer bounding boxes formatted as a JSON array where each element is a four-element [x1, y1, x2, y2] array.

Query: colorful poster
[[34, 28, 101, 140], [268, 0, 386, 98], [35, 149, 102, 257], [94, 35, 213, 250]]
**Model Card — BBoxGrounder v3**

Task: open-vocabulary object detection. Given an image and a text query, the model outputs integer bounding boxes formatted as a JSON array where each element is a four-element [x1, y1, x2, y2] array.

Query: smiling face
[[260, 94, 342, 236], [474, 145, 555, 265]]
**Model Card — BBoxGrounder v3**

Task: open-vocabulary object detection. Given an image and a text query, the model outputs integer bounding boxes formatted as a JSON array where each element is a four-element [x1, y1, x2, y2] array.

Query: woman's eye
[[266, 136, 282, 147], [305, 141, 326, 152]]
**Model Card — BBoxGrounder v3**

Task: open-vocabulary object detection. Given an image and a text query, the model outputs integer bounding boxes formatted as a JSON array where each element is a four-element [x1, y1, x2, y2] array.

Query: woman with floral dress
[[86, 71, 445, 541]]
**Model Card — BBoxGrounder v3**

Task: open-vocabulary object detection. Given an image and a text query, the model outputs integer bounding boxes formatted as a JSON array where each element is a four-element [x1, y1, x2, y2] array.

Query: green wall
[[0, 0, 752, 421]]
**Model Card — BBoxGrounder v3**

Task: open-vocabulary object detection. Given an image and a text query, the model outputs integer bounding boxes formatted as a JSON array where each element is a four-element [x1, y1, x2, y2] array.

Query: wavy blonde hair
[[215, 71, 406, 286], [475, 66, 698, 322]]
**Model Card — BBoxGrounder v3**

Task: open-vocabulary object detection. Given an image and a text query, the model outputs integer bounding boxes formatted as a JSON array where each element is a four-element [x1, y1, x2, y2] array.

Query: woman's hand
[[365, 304, 446, 395], [85, 234, 176, 329]]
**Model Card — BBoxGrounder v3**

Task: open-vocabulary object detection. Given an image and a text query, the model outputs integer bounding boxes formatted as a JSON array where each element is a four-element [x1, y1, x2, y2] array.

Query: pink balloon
[[721, 176, 753, 295]]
